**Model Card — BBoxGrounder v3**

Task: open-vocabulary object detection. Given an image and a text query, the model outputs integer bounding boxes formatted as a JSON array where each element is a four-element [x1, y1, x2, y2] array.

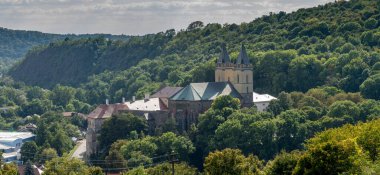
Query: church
[[86, 44, 276, 157]]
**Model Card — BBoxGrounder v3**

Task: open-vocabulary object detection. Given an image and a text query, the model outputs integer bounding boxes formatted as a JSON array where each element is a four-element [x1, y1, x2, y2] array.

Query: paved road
[[71, 139, 86, 160]]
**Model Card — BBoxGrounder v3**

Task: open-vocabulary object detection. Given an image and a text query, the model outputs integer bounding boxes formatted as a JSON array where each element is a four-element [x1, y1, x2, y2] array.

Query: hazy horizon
[[1, 0, 334, 35]]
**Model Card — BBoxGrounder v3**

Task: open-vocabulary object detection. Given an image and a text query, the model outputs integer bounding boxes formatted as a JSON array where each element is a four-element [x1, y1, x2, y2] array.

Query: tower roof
[[236, 44, 250, 64], [217, 44, 231, 64]]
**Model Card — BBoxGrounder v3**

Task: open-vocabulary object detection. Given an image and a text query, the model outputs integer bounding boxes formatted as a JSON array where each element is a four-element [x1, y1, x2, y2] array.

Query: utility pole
[[169, 151, 179, 175]]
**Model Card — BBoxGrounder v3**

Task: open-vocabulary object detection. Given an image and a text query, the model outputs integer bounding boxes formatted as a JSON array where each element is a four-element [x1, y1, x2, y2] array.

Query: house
[[252, 92, 277, 112], [86, 103, 128, 157], [0, 132, 35, 163]]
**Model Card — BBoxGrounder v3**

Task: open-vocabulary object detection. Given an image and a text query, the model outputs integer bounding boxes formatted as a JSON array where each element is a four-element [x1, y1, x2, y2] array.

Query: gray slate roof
[[170, 82, 242, 101], [236, 44, 251, 64], [151, 86, 183, 98], [217, 44, 231, 64]]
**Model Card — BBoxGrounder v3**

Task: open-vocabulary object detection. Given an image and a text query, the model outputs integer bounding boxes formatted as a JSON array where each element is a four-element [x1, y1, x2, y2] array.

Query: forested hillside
[[9, 0, 380, 104], [0, 27, 130, 73]]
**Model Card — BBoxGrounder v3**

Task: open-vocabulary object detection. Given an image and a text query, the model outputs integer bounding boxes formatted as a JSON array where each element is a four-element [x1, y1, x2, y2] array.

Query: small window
[[237, 75, 239, 83], [246, 87, 249, 93], [246, 75, 249, 83], [228, 77, 230, 81]]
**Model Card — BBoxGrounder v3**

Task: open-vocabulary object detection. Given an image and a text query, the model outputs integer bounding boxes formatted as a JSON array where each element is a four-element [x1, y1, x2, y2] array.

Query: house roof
[[171, 82, 242, 101], [252, 92, 277, 103], [0, 132, 35, 142], [217, 44, 231, 64], [87, 104, 128, 119], [236, 44, 251, 65], [151, 86, 183, 98], [125, 97, 167, 111]]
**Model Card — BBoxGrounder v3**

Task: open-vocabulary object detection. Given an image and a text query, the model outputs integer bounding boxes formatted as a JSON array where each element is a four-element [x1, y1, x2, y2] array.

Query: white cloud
[[0, 0, 334, 35]]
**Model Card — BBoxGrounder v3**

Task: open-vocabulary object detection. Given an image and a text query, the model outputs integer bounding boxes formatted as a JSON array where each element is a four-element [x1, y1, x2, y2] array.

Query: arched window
[[228, 77, 230, 82], [237, 74, 239, 83], [246, 75, 249, 83]]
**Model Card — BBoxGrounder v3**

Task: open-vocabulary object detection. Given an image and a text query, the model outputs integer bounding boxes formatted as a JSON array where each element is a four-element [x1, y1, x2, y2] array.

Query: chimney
[[106, 99, 109, 105], [144, 93, 150, 101], [132, 96, 136, 102], [122, 97, 125, 103]]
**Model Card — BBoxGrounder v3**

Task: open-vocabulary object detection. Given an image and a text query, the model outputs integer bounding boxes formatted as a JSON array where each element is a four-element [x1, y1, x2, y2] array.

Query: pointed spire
[[217, 44, 231, 64], [236, 44, 250, 64]]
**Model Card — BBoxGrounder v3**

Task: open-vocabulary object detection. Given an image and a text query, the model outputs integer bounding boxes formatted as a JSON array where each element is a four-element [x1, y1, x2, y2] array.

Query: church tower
[[215, 44, 235, 83], [234, 44, 253, 106], [215, 44, 253, 107]]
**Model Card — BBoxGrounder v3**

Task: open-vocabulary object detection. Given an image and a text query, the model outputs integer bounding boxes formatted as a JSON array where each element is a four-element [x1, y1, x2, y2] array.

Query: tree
[[20, 141, 38, 163], [360, 74, 380, 100], [1, 163, 18, 175], [288, 55, 323, 92], [264, 150, 302, 175], [105, 149, 128, 170], [154, 132, 195, 160], [187, 21, 204, 31], [211, 95, 240, 112], [293, 140, 361, 175], [99, 113, 147, 150], [37, 148, 58, 164], [276, 110, 307, 151], [50, 85, 76, 107], [24, 160, 35, 175], [267, 92, 293, 115], [357, 122, 380, 161], [204, 148, 263, 175], [364, 18, 378, 29], [44, 156, 101, 175], [327, 100, 361, 122], [51, 128, 73, 156], [145, 162, 198, 175]]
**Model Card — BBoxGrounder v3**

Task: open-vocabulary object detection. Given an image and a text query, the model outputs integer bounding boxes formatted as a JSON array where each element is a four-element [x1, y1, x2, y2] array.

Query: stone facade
[[215, 45, 253, 107]]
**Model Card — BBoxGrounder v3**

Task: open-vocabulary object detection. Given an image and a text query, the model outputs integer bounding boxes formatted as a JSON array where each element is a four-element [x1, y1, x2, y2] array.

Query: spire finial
[[217, 43, 231, 64], [236, 44, 250, 65]]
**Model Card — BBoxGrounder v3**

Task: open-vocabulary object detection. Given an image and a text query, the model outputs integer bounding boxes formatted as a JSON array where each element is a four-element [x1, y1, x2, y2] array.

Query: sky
[[0, 0, 334, 35]]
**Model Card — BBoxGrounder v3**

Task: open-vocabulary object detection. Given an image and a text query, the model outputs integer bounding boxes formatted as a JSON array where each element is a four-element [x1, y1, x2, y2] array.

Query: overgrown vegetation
[[0, 0, 380, 174]]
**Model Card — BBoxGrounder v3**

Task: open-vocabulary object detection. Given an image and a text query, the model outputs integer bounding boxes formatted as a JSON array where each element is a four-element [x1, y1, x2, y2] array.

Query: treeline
[[0, 27, 131, 73], [9, 0, 380, 104]]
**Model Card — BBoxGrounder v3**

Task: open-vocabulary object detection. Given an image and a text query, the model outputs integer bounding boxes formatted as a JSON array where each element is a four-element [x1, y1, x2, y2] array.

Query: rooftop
[[87, 104, 128, 119], [125, 97, 167, 111], [151, 86, 183, 98], [252, 92, 277, 103], [171, 82, 242, 101], [0, 132, 35, 141]]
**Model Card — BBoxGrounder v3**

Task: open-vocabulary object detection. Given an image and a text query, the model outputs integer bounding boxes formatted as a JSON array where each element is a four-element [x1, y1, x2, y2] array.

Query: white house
[[0, 132, 35, 163], [252, 92, 277, 112]]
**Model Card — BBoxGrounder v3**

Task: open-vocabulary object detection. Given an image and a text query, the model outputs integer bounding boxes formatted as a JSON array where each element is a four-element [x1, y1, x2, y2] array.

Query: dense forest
[[8, 0, 380, 104], [0, 27, 130, 73], [0, 0, 380, 174]]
